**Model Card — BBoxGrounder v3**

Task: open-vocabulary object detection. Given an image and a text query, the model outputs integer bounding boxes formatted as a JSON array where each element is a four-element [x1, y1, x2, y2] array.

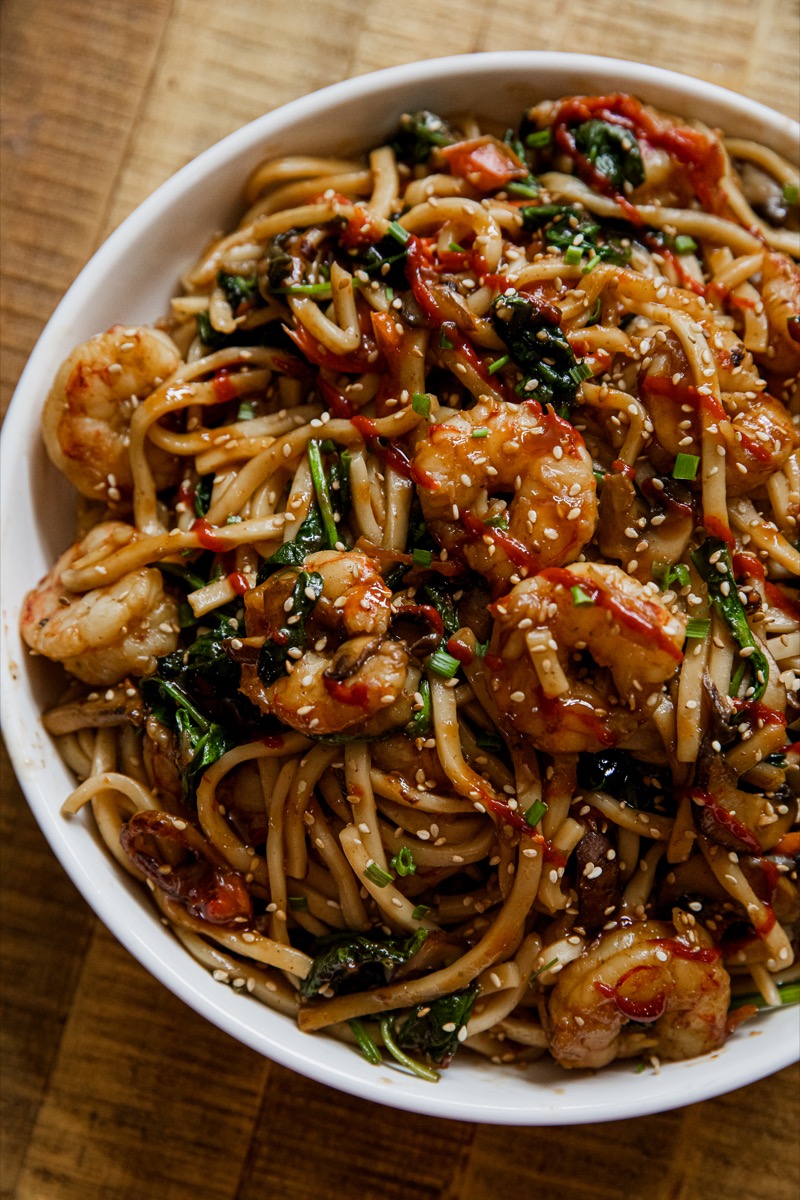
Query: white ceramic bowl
[[2, 52, 798, 1125]]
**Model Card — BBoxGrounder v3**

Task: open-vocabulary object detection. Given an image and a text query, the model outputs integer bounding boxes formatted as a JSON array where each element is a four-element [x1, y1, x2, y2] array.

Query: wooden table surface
[[2, 2, 799, 1197]]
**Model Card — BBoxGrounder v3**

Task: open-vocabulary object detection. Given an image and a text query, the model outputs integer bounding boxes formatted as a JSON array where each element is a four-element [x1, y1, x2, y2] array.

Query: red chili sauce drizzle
[[538, 567, 684, 661], [349, 414, 439, 490], [550, 93, 727, 216], [212, 368, 239, 404], [461, 509, 542, 574], [322, 676, 372, 707], [260, 734, 285, 749], [733, 552, 800, 621], [227, 571, 250, 596], [594, 968, 668, 1022], [192, 518, 226, 553], [688, 787, 763, 855]]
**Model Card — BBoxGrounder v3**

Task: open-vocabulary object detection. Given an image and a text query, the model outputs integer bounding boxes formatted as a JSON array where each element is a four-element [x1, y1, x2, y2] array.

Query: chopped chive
[[364, 862, 394, 887], [349, 1019, 383, 1065], [685, 617, 711, 639], [506, 181, 540, 199], [525, 128, 553, 148], [387, 220, 410, 245], [569, 361, 593, 385], [655, 561, 691, 591], [288, 895, 308, 911], [674, 234, 698, 254], [581, 252, 602, 274], [448, 240, 466, 252], [782, 182, 798, 206], [439, 330, 453, 350], [564, 244, 584, 265], [390, 846, 417, 876], [412, 548, 433, 568], [593, 468, 606, 489], [225, 515, 243, 525], [530, 956, 559, 983], [570, 585, 595, 607], [411, 904, 430, 921], [307, 440, 338, 549], [412, 391, 431, 417], [384, 285, 394, 301], [471, 427, 490, 438], [380, 1017, 440, 1083], [487, 354, 509, 375], [274, 282, 333, 295], [673, 452, 700, 480], [524, 798, 548, 827], [634, 1061, 648, 1074], [236, 400, 256, 420], [427, 648, 460, 678], [483, 513, 509, 530]]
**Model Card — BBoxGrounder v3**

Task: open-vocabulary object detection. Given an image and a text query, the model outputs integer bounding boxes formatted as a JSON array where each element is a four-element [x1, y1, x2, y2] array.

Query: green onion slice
[[364, 862, 394, 888], [412, 392, 431, 417], [427, 649, 460, 678], [673, 453, 700, 480], [524, 799, 548, 827], [685, 617, 711, 639]]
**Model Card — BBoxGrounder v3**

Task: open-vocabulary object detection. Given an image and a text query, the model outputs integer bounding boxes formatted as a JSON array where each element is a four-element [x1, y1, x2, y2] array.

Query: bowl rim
[[2, 50, 798, 1125]]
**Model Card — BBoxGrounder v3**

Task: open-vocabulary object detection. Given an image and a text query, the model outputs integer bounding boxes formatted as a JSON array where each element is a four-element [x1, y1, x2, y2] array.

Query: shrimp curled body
[[20, 521, 180, 684], [412, 398, 598, 587], [241, 550, 418, 737], [488, 562, 685, 754], [42, 325, 182, 503], [547, 920, 731, 1068]]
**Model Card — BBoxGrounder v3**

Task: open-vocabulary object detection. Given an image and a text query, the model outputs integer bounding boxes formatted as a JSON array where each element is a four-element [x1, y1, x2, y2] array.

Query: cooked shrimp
[[547, 919, 730, 1068], [20, 521, 180, 684], [240, 549, 418, 737], [488, 562, 685, 754], [411, 398, 597, 588], [42, 325, 182, 502], [760, 251, 800, 375], [639, 330, 798, 494]]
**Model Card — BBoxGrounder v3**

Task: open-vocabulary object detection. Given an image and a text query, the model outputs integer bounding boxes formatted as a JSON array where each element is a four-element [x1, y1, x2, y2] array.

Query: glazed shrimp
[[240, 550, 418, 737], [639, 329, 798, 494], [20, 522, 180, 685], [547, 919, 730, 1068], [42, 325, 182, 503], [412, 398, 598, 588], [488, 562, 685, 754]]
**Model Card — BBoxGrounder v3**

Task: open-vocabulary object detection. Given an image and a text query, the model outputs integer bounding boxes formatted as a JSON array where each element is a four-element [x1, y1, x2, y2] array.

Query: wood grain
[[2, 1, 799, 1197]]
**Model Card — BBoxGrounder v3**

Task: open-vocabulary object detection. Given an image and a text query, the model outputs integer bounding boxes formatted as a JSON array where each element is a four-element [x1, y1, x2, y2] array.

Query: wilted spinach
[[392, 110, 457, 163], [394, 988, 479, 1067], [490, 293, 589, 409], [300, 929, 428, 999], [256, 569, 323, 687], [573, 119, 645, 191]]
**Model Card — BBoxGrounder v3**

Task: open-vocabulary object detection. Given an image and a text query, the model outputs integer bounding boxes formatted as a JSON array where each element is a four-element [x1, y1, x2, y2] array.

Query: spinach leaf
[[256, 569, 323, 687], [520, 204, 631, 265], [193, 475, 214, 518], [419, 578, 459, 640], [394, 987, 478, 1067], [329, 447, 351, 522], [393, 110, 457, 163], [349, 235, 409, 284], [140, 669, 236, 800], [405, 675, 431, 739], [573, 119, 645, 191], [257, 503, 327, 580], [300, 929, 428, 999], [217, 271, 259, 311], [490, 293, 589, 409], [692, 539, 770, 701]]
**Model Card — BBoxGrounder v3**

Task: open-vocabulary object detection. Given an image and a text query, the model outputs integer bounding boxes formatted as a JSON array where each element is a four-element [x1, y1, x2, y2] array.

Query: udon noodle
[[21, 92, 800, 1078]]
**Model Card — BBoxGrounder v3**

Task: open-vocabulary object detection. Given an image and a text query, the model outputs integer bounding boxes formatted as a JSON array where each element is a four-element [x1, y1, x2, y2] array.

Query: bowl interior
[[2, 51, 798, 1124]]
